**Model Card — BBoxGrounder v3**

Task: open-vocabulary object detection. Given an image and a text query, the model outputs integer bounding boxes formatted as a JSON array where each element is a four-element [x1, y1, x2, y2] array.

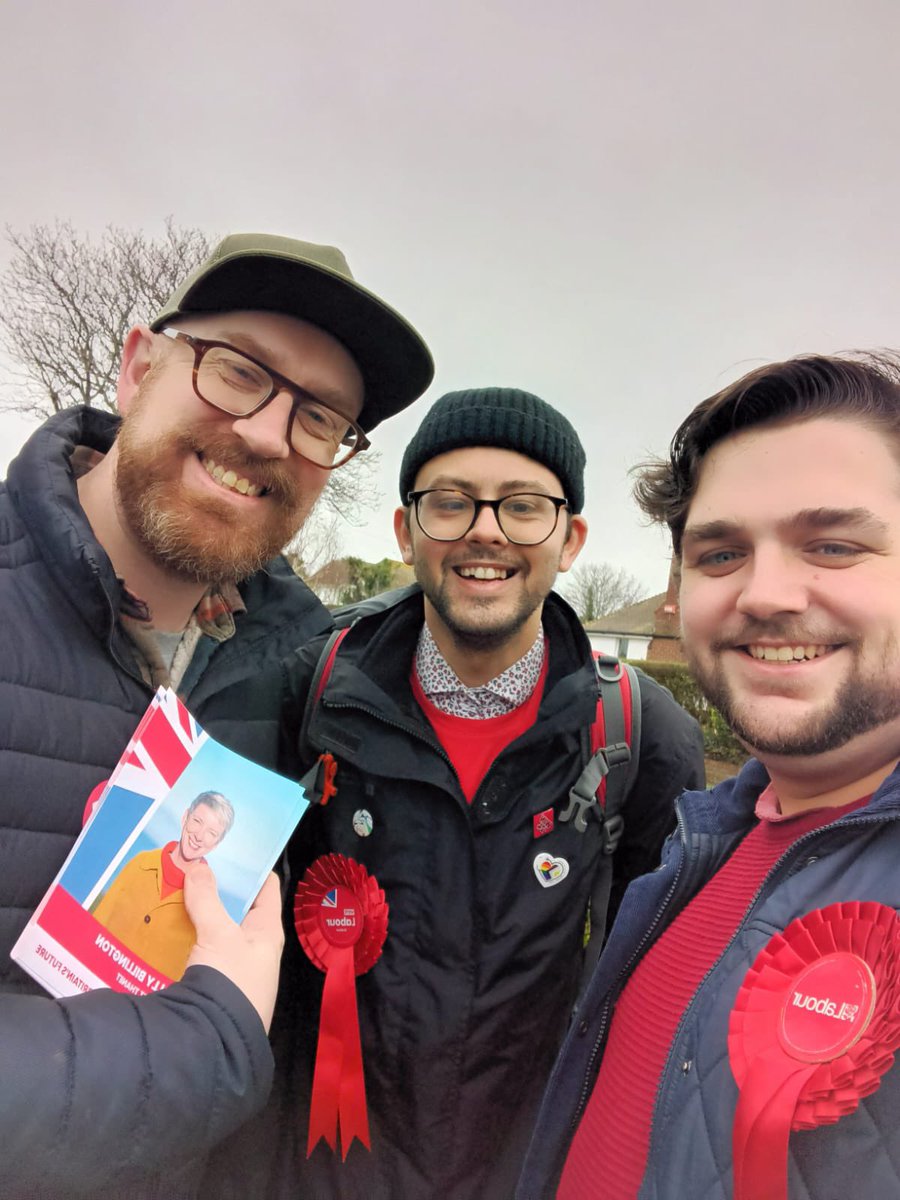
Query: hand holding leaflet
[[184, 865, 284, 1032]]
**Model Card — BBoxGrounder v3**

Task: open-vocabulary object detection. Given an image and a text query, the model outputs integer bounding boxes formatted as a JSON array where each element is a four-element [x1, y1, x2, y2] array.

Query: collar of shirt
[[160, 840, 186, 897], [120, 580, 245, 632], [754, 782, 873, 823], [120, 580, 246, 690], [414, 622, 545, 719]]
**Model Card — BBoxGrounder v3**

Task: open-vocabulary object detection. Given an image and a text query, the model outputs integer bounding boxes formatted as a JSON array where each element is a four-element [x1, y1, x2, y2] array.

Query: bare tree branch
[[561, 561, 648, 623], [0, 220, 381, 524], [0, 219, 213, 415], [320, 449, 383, 524], [285, 506, 344, 581]]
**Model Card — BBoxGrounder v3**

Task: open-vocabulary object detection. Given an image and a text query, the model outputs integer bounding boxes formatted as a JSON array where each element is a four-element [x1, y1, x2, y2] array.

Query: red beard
[[115, 421, 312, 583]]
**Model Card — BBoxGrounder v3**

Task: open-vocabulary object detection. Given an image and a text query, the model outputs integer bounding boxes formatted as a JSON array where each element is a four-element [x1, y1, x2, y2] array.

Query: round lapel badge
[[352, 808, 373, 838]]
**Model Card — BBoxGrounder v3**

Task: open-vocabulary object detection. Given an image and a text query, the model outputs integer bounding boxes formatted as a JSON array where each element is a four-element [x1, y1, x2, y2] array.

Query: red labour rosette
[[728, 901, 900, 1200], [295, 854, 388, 1160]]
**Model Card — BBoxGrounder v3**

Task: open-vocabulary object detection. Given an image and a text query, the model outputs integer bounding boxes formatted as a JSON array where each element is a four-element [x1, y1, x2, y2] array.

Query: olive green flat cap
[[150, 232, 434, 432]]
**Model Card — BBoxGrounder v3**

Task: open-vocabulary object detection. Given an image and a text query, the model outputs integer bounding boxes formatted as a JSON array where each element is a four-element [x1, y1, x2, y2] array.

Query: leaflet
[[12, 687, 307, 998]]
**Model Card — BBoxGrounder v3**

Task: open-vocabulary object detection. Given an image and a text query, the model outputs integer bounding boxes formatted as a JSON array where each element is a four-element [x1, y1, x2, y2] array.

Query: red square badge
[[533, 808, 554, 839]]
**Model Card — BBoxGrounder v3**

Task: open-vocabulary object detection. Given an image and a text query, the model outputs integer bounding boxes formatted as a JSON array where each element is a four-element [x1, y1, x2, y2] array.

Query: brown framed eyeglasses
[[160, 327, 369, 468]]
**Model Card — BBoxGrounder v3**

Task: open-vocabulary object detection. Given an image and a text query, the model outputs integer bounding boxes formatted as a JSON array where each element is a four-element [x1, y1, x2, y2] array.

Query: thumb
[[238, 872, 283, 938], [182, 867, 284, 1032], [182, 860, 232, 940]]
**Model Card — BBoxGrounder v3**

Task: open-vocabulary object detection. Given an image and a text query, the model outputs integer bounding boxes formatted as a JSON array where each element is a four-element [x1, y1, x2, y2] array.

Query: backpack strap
[[298, 626, 351, 804], [595, 657, 642, 852], [559, 655, 638, 837], [297, 587, 421, 804], [558, 655, 642, 989]]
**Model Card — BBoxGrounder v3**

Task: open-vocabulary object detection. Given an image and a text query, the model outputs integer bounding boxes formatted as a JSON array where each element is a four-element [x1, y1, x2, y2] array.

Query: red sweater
[[411, 658, 548, 803], [559, 788, 869, 1199]]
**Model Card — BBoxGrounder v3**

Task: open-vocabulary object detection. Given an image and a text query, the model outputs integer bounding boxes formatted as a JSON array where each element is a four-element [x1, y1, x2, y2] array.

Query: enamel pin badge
[[533, 853, 569, 888], [352, 809, 373, 838]]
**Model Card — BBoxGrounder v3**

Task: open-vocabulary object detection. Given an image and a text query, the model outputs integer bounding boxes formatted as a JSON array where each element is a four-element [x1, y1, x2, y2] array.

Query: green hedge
[[627, 660, 749, 765]]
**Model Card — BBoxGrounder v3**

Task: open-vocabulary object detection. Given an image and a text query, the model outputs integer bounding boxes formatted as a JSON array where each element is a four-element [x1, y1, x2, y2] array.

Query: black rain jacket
[[209, 586, 705, 1200]]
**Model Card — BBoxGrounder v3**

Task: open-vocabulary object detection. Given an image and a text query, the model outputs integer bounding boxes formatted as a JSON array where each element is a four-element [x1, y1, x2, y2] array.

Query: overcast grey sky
[[2, 0, 899, 594]]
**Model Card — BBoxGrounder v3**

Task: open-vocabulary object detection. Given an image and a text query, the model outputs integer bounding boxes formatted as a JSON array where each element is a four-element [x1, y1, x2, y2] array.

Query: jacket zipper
[[567, 801, 690, 1132]]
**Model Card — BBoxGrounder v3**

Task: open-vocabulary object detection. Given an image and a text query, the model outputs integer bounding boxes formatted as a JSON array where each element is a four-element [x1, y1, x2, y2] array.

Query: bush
[[627, 661, 748, 765]]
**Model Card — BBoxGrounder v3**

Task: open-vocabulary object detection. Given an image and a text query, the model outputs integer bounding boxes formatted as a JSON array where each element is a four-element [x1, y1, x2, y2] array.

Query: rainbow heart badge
[[533, 853, 569, 888]]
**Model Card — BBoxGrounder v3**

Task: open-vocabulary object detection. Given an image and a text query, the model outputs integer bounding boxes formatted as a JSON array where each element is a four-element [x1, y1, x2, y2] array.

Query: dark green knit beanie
[[398, 387, 586, 513]]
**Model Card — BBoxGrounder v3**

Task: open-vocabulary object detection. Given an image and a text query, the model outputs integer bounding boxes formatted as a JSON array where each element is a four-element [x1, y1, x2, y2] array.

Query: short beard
[[416, 568, 542, 654], [116, 423, 310, 584], [688, 647, 900, 756]]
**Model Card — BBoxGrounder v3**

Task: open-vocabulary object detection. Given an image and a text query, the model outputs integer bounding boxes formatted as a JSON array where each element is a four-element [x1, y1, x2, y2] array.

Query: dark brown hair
[[633, 352, 900, 556]]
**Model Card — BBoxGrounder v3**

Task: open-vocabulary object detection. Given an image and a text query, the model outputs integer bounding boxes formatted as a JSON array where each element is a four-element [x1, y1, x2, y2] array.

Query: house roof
[[307, 557, 416, 592], [308, 559, 352, 588], [584, 592, 678, 638]]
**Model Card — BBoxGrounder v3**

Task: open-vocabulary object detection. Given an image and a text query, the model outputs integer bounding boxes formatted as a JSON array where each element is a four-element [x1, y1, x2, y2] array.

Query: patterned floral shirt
[[414, 622, 545, 718]]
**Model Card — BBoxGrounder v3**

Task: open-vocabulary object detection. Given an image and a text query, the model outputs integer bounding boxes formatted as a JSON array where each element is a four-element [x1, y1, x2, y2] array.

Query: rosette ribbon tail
[[297, 854, 388, 1160], [307, 945, 371, 1159], [732, 1051, 817, 1200]]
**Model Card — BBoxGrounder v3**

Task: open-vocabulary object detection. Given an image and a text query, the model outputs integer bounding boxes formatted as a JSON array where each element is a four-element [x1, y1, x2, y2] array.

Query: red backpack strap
[[298, 627, 352, 805], [590, 659, 633, 749], [561, 656, 638, 834], [570, 657, 643, 990], [313, 627, 351, 704]]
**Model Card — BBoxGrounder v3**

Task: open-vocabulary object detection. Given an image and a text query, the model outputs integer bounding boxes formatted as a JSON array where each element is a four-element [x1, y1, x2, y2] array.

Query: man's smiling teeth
[[746, 644, 833, 662], [202, 456, 263, 497], [458, 566, 511, 581]]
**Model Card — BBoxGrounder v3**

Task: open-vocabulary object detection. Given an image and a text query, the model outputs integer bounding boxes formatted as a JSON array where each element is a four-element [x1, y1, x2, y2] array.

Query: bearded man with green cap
[[0, 232, 432, 1198], [222, 387, 705, 1200]]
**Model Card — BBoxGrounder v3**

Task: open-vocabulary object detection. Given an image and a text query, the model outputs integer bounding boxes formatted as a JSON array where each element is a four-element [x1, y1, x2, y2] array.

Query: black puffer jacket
[[0, 966, 274, 1199], [208, 587, 705, 1200], [0, 406, 332, 1196]]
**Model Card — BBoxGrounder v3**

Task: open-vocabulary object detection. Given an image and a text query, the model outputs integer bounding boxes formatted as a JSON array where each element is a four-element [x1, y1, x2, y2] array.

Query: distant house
[[583, 570, 683, 663], [306, 557, 415, 607], [305, 558, 353, 605]]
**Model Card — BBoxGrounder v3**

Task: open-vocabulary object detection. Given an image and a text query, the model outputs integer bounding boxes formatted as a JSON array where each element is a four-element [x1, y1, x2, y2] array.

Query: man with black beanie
[[219, 387, 704, 1200]]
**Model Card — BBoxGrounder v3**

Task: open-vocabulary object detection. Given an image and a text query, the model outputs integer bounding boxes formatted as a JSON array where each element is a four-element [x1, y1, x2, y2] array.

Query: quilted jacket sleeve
[[0, 966, 273, 1194]]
